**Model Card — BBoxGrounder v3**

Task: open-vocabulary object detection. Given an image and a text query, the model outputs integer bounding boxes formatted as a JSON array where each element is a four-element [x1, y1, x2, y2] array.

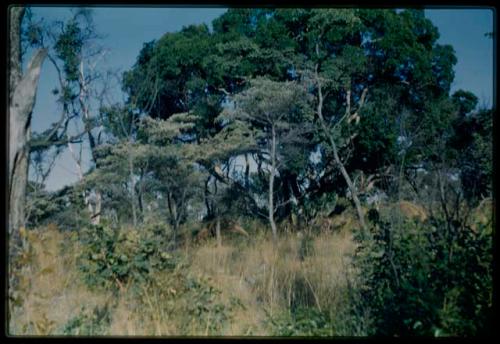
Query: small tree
[[225, 78, 313, 244]]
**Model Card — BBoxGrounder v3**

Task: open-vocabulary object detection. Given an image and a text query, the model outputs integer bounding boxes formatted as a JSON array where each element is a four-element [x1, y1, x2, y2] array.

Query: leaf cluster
[[353, 212, 493, 336]]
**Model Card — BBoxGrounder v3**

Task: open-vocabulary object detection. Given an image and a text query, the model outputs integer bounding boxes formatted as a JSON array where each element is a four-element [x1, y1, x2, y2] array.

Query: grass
[[9, 226, 111, 335], [8, 221, 359, 337], [10, 199, 490, 336]]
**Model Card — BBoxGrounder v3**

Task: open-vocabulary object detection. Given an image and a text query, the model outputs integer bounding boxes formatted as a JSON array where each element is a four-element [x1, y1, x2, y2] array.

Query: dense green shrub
[[77, 223, 243, 335], [267, 307, 334, 336], [183, 278, 236, 334], [26, 184, 91, 231], [62, 304, 111, 335], [353, 211, 493, 336], [78, 224, 178, 291], [298, 232, 315, 261]]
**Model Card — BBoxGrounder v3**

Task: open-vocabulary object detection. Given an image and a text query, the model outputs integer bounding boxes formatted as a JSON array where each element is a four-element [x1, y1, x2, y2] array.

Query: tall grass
[[9, 226, 111, 335], [9, 198, 491, 336], [9, 222, 361, 336], [160, 224, 361, 335]]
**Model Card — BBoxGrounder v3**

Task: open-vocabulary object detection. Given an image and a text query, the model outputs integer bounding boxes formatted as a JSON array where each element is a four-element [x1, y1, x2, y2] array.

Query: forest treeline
[[8, 8, 493, 336]]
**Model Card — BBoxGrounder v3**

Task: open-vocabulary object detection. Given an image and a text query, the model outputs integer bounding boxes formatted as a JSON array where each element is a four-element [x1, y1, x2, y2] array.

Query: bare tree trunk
[[331, 133, 367, 232], [167, 191, 178, 244], [136, 168, 145, 222], [67, 138, 95, 217], [204, 176, 212, 219], [313, 59, 368, 236], [93, 192, 102, 225], [215, 211, 222, 248], [269, 125, 278, 246], [128, 150, 137, 227], [244, 153, 250, 189], [9, 6, 48, 248], [78, 60, 102, 225]]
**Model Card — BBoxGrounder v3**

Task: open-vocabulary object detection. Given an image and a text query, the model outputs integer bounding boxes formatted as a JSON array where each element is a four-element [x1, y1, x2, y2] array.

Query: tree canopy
[[15, 7, 493, 337]]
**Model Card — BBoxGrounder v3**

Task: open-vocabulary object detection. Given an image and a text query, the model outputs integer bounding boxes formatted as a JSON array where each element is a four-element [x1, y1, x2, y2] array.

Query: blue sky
[[27, 7, 494, 191], [425, 9, 494, 106]]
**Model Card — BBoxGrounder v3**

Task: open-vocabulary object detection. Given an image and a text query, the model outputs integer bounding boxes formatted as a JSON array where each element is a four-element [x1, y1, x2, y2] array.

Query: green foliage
[[62, 304, 111, 335], [52, 9, 95, 83], [302, 193, 337, 225], [26, 183, 91, 231], [267, 307, 334, 337], [21, 8, 493, 337], [347, 87, 399, 173], [78, 224, 178, 290], [226, 77, 313, 125], [26, 182, 62, 227], [134, 268, 242, 335], [54, 19, 83, 82], [118, 7, 467, 226], [184, 278, 235, 334], [448, 107, 493, 203], [298, 233, 315, 261], [452, 89, 478, 115], [122, 23, 218, 120], [353, 212, 493, 336]]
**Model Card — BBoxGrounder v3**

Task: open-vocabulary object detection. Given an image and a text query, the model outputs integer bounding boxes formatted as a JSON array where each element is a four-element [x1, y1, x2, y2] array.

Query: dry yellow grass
[[470, 197, 493, 233], [396, 200, 428, 221], [187, 229, 357, 335], [10, 225, 111, 335], [9, 222, 358, 337]]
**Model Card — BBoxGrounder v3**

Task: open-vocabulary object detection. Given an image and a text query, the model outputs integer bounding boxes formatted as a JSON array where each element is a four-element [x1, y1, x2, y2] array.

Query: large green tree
[[121, 8, 468, 232]]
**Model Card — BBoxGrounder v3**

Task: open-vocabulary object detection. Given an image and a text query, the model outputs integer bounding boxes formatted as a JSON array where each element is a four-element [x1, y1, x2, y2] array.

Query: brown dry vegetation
[[9, 221, 358, 336], [9, 227, 111, 335], [8, 199, 492, 336]]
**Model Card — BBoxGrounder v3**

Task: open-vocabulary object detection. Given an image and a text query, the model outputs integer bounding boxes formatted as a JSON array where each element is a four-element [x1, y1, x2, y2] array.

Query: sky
[[26, 7, 495, 191]]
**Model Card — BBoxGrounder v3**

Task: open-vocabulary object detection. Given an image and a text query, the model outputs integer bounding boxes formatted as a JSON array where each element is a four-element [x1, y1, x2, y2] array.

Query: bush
[[78, 224, 178, 291], [77, 223, 243, 335], [266, 307, 334, 336], [127, 270, 242, 335], [183, 277, 236, 334], [352, 211, 493, 336], [63, 304, 111, 335]]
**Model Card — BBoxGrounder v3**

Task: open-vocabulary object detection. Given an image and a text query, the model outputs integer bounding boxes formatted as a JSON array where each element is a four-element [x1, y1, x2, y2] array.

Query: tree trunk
[[215, 211, 222, 248], [331, 139, 367, 232], [204, 176, 212, 219], [136, 167, 145, 221], [67, 136, 98, 223], [167, 191, 178, 244], [269, 125, 278, 246], [244, 153, 250, 189], [93, 192, 102, 225], [79, 60, 102, 225], [9, 6, 47, 248], [313, 60, 368, 236], [128, 151, 137, 227]]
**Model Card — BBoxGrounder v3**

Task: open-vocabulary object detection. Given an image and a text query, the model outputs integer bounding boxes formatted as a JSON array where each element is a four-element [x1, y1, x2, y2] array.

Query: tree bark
[[215, 211, 222, 248], [269, 125, 278, 246], [167, 191, 178, 244], [79, 60, 102, 225], [244, 153, 250, 189], [128, 149, 137, 227], [9, 7, 24, 99], [9, 6, 48, 248], [204, 176, 212, 219], [136, 168, 145, 221], [313, 60, 368, 235], [67, 137, 95, 217]]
